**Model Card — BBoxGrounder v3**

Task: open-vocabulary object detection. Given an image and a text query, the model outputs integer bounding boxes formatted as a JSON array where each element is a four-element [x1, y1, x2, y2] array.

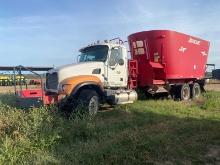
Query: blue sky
[[0, 0, 219, 68]]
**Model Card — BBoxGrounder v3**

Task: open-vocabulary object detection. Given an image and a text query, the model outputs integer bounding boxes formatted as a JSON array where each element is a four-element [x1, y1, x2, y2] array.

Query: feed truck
[[45, 30, 210, 115]]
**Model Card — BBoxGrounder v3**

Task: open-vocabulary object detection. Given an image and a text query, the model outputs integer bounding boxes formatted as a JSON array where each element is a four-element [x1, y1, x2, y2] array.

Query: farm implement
[[0, 65, 56, 108]]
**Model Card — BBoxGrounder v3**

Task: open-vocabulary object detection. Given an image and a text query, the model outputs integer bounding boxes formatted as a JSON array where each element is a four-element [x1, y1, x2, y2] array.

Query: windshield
[[79, 45, 108, 62]]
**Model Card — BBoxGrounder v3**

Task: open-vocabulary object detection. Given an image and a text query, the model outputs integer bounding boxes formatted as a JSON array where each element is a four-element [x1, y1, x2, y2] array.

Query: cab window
[[109, 48, 122, 66]]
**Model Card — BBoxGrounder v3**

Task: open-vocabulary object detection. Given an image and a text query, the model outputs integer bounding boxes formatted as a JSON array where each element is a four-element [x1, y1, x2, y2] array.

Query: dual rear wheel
[[174, 83, 201, 100]]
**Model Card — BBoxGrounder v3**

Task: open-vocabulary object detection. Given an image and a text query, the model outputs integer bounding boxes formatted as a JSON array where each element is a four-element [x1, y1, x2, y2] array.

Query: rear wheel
[[191, 83, 201, 99], [77, 89, 99, 115], [175, 83, 190, 100]]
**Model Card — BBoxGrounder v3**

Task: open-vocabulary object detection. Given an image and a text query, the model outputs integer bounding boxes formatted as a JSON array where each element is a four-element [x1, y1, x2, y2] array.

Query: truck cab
[[45, 39, 137, 115]]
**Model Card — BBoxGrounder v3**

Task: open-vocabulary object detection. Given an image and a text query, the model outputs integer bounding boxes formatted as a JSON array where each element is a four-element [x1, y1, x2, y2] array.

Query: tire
[[77, 89, 99, 115], [176, 84, 190, 101], [191, 83, 201, 99], [58, 97, 76, 117]]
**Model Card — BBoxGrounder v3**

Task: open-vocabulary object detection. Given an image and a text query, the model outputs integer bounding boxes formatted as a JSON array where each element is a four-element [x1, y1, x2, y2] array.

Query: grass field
[[0, 91, 220, 164]]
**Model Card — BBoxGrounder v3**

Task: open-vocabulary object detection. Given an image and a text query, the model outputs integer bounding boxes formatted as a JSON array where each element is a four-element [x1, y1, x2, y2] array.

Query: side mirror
[[118, 59, 124, 65], [77, 55, 80, 63]]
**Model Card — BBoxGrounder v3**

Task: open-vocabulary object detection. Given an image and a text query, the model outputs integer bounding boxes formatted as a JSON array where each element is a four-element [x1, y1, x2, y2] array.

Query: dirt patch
[[0, 86, 15, 93], [205, 83, 220, 92], [0, 85, 40, 94]]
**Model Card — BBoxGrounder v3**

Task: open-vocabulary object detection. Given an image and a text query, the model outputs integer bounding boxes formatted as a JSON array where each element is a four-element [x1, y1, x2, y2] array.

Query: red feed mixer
[[128, 30, 210, 100]]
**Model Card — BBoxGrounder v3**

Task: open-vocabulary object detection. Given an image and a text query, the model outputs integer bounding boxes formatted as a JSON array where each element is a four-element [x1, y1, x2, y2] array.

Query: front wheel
[[77, 89, 99, 115]]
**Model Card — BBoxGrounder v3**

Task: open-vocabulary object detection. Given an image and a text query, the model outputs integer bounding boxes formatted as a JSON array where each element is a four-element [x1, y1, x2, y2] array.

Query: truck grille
[[46, 72, 58, 90]]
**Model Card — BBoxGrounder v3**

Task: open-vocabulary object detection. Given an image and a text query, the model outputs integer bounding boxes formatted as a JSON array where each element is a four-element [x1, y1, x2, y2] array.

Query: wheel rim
[[182, 86, 190, 100], [194, 86, 200, 98], [88, 96, 98, 115]]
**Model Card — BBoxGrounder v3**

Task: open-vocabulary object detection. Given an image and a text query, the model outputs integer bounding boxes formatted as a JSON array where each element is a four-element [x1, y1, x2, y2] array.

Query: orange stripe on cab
[[59, 75, 102, 95]]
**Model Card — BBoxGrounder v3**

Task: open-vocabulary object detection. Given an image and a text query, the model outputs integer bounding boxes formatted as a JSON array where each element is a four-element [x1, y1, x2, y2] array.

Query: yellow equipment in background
[[0, 75, 26, 86]]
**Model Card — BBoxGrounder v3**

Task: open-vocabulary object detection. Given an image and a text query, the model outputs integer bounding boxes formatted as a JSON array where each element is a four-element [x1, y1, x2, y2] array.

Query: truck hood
[[48, 62, 104, 83]]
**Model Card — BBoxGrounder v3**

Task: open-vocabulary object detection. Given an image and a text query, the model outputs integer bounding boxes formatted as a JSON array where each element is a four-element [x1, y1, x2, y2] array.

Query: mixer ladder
[[128, 60, 138, 89]]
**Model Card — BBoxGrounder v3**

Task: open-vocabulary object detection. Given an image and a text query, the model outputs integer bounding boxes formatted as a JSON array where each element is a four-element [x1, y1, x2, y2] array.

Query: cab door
[[106, 46, 128, 88]]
